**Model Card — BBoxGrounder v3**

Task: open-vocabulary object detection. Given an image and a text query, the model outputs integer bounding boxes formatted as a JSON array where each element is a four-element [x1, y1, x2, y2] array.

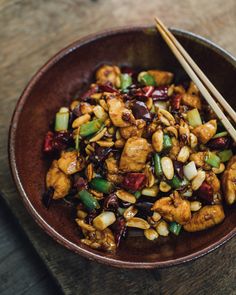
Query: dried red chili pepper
[[131, 101, 151, 121], [43, 131, 73, 153], [99, 82, 119, 93], [207, 137, 230, 150], [103, 194, 119, 211], [111, 217, 127, 247], [152, 86, 168, 100], [122, 173, 146, 191], [170, 94, 182, 110], [43, 131, 54, 152], [42, 187, 54, 209], [80, 85, 99, 100], [142, 86, 155, 97], [73, 175, 88, 191], [173, 160, 184, 179], [197, 181, 214, 204]]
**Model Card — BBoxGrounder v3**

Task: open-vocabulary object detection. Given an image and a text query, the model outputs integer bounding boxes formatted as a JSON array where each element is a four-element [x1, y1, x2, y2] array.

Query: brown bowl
[[9, 26, 236, 268]]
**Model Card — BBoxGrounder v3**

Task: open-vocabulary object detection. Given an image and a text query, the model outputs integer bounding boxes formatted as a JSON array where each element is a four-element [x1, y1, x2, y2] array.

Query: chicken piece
[[169, 137, 180, 160], [105, 157, 124, 184], [152, 191, 191, 225], [147, 70, 173, 86], [58, 150, 85, 175], [205, 171, 220, 194], [183, 205, 225, 232], [120, 119, 146, 139], [189, 151, 211, 169], [107, 173, 124, 184], [192, 120, 217, 144], [46, 160, 71, 199], [119, 137, 152, 172], [182, 82, 202, 110], [222, 155, 236, 205], [174, 85, 186, 94], [107, 95, 135, 127], [105, 157, 119, 174], [96, 65, 121, 87]]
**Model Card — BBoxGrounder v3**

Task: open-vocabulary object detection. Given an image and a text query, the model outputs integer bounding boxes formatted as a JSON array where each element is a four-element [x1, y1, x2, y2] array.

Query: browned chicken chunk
[[190, 151, 206, 167], [183, 205, 225, 232], [182, 82, 202, 110], [147, 70, 173, 86], [105, 157, 119, 174], [152, 191, 191, 225], [105, 157, 124, 184], [107, 95, 135, 127], [222, 155, 236, 205], [46, 160, 71, 199], [189, 151, 211, 169], [205, 171, 220, 194], [120, 119, 146, 139], [58, 150, 85, 175], [192, 120, 217, 144], [119, 137, 152, 172], [96, 65, 121, 87]]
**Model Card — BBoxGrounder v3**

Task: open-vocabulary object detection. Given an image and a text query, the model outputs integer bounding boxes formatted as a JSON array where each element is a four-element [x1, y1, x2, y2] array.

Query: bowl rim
[[8, 25, 236, 269]]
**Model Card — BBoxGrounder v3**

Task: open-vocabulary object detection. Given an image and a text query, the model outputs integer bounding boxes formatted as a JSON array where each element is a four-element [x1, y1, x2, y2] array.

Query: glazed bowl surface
[[9, 26, 236, 268]]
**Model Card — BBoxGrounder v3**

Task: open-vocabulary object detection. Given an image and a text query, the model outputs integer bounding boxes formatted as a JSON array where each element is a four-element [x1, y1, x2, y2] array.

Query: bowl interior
[[10, 27, 236, 267]]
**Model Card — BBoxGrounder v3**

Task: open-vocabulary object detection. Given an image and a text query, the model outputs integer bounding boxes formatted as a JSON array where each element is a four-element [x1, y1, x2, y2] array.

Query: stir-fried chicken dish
[[43, 65, 235, 251]]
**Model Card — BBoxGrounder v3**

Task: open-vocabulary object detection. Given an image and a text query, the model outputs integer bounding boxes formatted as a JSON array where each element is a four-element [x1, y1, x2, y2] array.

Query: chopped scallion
[[218, 149, 233, 162]]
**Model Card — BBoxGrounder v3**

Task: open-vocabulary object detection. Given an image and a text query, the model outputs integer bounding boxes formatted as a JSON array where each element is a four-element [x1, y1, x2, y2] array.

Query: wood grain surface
[[0, 196, 61, 295], [1, 0, 236, 294]]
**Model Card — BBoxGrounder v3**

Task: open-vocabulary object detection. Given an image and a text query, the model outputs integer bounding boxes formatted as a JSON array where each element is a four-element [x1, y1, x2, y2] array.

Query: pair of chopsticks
[[155, 17, 236, 142]]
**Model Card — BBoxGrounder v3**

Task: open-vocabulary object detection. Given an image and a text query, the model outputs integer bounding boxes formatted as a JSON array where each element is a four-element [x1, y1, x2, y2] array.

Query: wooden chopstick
[[155, 17, 236, 142], [155, 17, 236, 123]]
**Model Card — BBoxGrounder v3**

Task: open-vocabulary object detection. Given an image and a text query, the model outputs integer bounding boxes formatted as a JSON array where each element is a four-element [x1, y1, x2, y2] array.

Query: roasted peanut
[[152, 129, 164, 152], [126, 217, 150, 229], [161, 156, 174, 180], [93, 105, 108, 121], [177, 146, 190, 163], [144, 228, 159, 240], [72, 114, 91, 128], [124, 206, 138, 220], [212, 163, 225, 174], [159, 181, 171, 192], [116, 190, 136, 204], [85, 163, 94, 182], [191, 170, 206, 191], [89, 127, 107, 142], [97, 140, 114, 147], [156, 220, 169, 236], [190, 201, 202, 212], [76, 219, 95, 232]]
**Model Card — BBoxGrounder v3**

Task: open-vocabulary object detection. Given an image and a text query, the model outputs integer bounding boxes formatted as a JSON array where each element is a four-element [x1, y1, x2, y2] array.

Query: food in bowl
[[42, 64, 235, 252]]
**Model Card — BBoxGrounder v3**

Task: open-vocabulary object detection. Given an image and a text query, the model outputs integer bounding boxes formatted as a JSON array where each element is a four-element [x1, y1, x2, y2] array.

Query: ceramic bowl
[[9, 26, 236, 268]]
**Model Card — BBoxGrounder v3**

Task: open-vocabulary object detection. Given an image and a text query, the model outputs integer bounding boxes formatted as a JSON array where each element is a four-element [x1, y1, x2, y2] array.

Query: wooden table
[[1, 0, 236, 294]]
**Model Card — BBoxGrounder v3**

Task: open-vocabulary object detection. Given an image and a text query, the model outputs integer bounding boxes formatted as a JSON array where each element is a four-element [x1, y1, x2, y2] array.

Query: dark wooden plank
[[0, 198, 62, 295], [22, 276, 61, 295], [0, 0, 235, 294]]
